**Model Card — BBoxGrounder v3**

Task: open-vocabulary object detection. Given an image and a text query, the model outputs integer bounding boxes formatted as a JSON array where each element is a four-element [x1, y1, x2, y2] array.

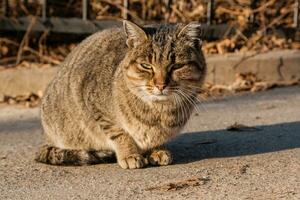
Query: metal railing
[[0, 0, 299, 40]]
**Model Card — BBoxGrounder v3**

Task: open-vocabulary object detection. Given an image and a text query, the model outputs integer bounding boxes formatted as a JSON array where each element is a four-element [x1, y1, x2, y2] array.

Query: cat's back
[[42, 27, 127, 119], [62, 26, 127, 75]]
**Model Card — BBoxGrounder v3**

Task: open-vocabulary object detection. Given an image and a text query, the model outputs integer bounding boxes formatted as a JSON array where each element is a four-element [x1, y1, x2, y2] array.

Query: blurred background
[[0, 0, 300, 106], [2, 2, 300, 198]]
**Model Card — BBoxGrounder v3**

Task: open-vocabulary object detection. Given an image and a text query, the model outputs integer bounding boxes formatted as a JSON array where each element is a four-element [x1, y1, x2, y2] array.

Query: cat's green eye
[[140, 63, 152, 69]]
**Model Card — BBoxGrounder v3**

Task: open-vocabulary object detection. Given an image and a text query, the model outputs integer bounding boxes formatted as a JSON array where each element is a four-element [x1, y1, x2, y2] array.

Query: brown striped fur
[[36, 20, 206, 169]]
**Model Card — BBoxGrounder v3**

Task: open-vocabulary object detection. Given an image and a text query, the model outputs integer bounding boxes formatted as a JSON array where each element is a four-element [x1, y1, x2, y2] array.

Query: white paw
[[118, 154, 148, 169], [148, 149, 173, 166]]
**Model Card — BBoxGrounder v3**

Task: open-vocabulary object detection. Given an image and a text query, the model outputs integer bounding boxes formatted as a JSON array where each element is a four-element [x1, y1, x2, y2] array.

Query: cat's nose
[[156, 84, 166, 92]]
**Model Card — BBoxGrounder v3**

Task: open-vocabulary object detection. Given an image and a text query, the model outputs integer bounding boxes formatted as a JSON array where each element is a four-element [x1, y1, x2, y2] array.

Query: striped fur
[[35, 145, 115, 165], [37, 20, 206, 169]]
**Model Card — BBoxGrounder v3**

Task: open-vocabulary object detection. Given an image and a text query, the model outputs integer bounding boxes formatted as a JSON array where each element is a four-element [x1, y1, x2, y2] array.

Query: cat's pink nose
[[156, 84, 166, 92]]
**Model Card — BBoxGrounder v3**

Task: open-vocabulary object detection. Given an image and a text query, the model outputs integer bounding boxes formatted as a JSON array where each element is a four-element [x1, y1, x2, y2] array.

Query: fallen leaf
[[226, 122, 261, 132], [239, 164, 250, 174], [146, 176, 210, 192]]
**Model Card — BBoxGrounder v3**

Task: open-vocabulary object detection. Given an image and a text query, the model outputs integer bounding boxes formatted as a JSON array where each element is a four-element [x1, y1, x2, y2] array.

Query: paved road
[[0, 86, 300, 200]]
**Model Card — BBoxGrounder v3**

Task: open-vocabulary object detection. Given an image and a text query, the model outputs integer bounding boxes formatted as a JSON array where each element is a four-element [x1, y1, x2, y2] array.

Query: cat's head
[[121, 20, 206, 103]]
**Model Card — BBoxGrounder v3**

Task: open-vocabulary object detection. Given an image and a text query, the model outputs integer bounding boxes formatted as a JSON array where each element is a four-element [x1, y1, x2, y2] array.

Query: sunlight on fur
[[36, 20, 206, 169]]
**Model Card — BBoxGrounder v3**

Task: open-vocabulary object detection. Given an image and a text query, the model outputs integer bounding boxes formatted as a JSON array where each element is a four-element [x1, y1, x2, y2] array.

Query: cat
[[35, 20, 206, 169]]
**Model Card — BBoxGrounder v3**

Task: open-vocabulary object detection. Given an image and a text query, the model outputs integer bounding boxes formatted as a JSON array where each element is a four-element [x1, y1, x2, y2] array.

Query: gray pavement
[[0, 86, 300, 200]]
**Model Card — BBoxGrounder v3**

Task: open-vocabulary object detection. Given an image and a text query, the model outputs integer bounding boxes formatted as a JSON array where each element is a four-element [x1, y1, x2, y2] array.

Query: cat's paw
[[118, 154, 148, 169], [148, 149, 173, 166]]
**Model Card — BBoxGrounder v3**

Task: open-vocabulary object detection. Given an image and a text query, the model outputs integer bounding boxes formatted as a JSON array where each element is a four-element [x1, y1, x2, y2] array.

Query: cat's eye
[[172, 64, 184, 70], [140, 63, 152, 69]]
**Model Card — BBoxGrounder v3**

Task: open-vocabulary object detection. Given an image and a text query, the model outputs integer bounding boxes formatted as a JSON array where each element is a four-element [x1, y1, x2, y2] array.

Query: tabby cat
[[35, 20, 206, 169]]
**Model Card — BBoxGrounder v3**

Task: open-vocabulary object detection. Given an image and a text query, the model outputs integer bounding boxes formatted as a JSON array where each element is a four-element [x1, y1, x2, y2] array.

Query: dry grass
[[0, 0, 299, 66]]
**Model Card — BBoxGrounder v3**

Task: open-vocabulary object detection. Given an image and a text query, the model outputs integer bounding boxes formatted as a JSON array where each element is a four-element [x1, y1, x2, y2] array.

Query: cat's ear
[[177, 22, 203, 46], [123, 20, 148, 48]]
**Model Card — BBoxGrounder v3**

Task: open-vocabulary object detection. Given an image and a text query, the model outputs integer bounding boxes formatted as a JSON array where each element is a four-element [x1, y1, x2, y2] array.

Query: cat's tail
[[35, 145, 116, 165]]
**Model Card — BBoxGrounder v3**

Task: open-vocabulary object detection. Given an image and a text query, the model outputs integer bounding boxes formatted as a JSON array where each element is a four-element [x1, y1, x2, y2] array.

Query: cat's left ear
[[177, 22, 203, 46], [123, 20, 148, 48]]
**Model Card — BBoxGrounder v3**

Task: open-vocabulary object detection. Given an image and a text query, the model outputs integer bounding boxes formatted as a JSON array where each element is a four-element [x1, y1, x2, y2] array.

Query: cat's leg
[[35, 144, 115, 165], [147, 146, 173, 166], [107, 130, 148, 169]]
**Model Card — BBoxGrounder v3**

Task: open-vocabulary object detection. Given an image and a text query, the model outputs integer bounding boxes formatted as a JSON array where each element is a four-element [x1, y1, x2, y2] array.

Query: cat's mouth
[[132, 85, 173, 103], [149, 88, 170, 101], [149, 93, 171, 103]]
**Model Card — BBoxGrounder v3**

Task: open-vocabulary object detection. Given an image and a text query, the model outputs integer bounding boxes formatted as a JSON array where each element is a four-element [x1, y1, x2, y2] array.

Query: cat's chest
[[119, 112, 182, 150], [115, 96, 190, 150], [124, 119, 181, 150]]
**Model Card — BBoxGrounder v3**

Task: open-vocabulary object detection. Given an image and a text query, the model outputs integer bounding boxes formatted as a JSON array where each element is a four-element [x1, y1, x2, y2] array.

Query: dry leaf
[[226, 122, 261, 132], [146, 176, 210, 192]]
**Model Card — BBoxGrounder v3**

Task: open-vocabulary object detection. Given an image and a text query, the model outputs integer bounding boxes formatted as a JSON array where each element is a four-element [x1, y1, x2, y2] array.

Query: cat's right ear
[[123, 20, 148, 48]]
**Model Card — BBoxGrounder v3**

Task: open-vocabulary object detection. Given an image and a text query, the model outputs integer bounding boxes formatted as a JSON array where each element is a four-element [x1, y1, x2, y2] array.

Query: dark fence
[[0, 0, 299, 41]]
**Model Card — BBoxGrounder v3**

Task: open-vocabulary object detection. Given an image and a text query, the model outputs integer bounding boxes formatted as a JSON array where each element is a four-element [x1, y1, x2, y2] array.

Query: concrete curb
[[0, 50, 299, 97], [205, 49, 300, 85], [0, 66, 57, 97]]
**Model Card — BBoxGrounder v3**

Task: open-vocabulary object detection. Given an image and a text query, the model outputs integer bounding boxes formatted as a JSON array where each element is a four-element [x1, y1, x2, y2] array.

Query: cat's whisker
[[184, 85, 226, 100], [176, 90, 199, 114], [177, 94, 186, 124], [179, 87, 203, 103], [187, 89, 225, 105], [173, 90, 192, 119], [180, 90, 193, 120], [176, 91, 189, 124], [178, 95, 187, 123], [187, 90, 207, 113], [178, 87, 211, 113], [169, 85, 213, 100], [172, 93, 181, 125], [176, 88, 200, 112]]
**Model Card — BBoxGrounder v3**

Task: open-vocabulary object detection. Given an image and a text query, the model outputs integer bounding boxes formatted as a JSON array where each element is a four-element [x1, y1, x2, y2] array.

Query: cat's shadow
[[1, 117, 299, 166], [167, 121, 300, 164]]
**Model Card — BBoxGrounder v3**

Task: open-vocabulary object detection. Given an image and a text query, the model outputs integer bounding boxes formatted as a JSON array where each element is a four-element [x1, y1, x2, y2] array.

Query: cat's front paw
[[118, 154, 148, 169], [148, 149, 173, 166]]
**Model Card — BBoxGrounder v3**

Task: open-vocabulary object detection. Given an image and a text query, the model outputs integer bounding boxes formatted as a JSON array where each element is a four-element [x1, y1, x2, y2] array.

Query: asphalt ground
[[0, 86, 299, 200]]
